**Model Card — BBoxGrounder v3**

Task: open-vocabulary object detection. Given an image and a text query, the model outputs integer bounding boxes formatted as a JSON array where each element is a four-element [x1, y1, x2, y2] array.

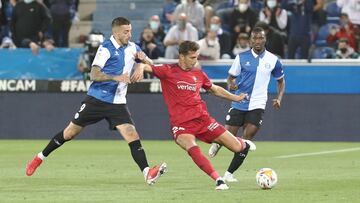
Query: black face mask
[[340, 48, 347, 53]]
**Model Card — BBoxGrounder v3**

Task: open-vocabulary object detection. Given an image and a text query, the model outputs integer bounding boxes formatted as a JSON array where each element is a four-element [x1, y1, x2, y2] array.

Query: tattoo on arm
[[90, 66, 114, 82]]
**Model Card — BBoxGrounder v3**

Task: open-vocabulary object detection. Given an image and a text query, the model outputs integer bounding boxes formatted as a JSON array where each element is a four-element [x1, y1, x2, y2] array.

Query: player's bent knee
[[63, 123, 82, 140]]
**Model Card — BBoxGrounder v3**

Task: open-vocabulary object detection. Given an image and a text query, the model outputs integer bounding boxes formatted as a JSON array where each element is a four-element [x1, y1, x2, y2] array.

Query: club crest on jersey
[[245, 61, 251, 66], [177, 81, 196, 92], [265, 63, 271, 69], [114, 51, 119, 56]]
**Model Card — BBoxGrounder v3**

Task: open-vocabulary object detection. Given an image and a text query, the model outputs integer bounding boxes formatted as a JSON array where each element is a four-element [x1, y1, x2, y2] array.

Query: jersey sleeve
[[228, 55, 241, 76], [134, 44, 147, 64], [151, 64, 169, 79], [91, 45, 111, 69], [201, 71, 213, 90], [271, 59, 285, 80]]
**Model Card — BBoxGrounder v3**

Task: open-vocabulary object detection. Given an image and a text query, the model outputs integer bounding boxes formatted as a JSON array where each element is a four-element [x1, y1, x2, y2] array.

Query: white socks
[[37, 152, 46, 160]]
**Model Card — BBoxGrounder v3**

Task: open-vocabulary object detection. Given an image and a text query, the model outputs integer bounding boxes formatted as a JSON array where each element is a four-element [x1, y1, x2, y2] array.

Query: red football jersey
[[151, 63, 213, 126]]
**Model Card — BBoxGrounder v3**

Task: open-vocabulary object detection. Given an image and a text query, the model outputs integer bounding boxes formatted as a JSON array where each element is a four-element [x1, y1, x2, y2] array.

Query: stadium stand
[[92, 0, 164, 41]]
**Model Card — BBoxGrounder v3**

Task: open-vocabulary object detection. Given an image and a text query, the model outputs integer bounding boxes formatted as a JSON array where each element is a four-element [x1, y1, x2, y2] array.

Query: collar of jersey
[[110, 35, 128, 49], [251, 49, 266, 58]]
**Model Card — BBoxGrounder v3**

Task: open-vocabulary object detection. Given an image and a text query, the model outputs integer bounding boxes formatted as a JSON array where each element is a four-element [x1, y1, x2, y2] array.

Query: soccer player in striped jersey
[[208, 27, 285, 182], [25, 17, 166, 185]]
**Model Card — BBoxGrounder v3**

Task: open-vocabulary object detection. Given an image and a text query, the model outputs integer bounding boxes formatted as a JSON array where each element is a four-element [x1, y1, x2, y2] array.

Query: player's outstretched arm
[[208, 84, 247, 102], [130, 63, 154, 83], [90, 66, 130, 83], [272, 77, 285, 109]]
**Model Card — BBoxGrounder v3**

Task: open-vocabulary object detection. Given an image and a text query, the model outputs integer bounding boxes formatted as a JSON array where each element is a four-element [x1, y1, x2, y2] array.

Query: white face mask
[[267, 0, 277, 9], [181, 0, 187, 5], [210, 24, 220, 32], [238, 3, 248, 13], [24, 0, 34, 3]]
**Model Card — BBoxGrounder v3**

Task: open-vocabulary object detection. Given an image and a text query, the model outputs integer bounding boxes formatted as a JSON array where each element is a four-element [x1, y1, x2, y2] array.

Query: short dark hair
[[252, 26, 266, 34], [112, 17, 131, 28], [179, 41, 199, 55], [254, 21, 269, 31]]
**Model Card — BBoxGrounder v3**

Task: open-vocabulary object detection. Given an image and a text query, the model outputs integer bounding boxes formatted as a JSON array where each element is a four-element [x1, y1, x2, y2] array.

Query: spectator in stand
[[228, 0, 258, 43], [48, 0, 76, 47], [163, 12, 198, 59], [148, 15, 166, 44], [337, 0, 360, 26], [312, 0, 326, 27], [209, 15, 232, 58], [327, 13, 359, 52], [10, 0, 53, 55], [335, 38, 359, 59], [232, 32, 250, 56], [78, 31, 104, 80], [161, 0, 178, 32], [138, 27, 165, 59], [284, 0, 313, 59], [255, 21, 285, 58], [172, 0, 205, 36], [259, 0, 287, 34], [197, 29, 220, 60], [0, 0, 16, 40]]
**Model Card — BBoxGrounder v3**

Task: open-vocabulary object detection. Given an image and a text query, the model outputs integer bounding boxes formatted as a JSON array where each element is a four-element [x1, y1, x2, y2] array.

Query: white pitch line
[[275, 147, 360, 159]]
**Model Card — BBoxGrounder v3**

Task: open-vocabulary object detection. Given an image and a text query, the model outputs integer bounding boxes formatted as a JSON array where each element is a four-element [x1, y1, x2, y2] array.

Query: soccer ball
[[256, 168, 278, 189]]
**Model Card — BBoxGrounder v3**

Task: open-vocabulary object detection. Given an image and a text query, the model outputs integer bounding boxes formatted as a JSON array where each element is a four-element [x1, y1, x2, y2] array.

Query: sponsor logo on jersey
[[177, 81, 196, 92]]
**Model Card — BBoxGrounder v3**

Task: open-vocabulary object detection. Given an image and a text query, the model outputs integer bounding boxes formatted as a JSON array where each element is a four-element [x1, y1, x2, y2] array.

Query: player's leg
[[208, 108, 244, 158], [26, 122, 83, 176], [116, 123, 166, 185], [26, 97, 104, 176], [208, 125, 241, 157], [175, 133, 228, 190], [221, 109, 263, 181]]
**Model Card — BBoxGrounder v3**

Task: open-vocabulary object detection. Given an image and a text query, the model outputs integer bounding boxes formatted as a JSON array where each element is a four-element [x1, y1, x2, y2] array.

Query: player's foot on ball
[[208, 143, 222, 158], [223, 171, 238, 182], [215, 177, 229, 190], [243, 139, 256, 151], [26, 155, 43, 176], [146, 162, 167, 185]]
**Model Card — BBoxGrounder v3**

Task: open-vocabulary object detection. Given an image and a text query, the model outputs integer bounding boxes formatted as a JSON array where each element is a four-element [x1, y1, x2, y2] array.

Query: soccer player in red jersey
[[131, 41, 256, 190]]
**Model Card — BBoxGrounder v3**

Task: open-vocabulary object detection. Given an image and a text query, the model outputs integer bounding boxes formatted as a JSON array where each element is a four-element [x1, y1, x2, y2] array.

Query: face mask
[[177, 21, 186, 30], [181, 0, 187, 5], [267, 0, 277, 9], [238, 3, 248, 13], [210, 24, 220, 32], [24, 0, 34, 3], [150, 21, 159, 30], [340, 20, 348, 26], [340, 48, 347, 53]]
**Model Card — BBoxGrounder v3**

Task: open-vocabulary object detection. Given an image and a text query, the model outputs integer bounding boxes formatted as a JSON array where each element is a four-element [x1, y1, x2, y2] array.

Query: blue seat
[[315, 23, 339, 46], [326, 2, 341, 17], [311, 47, 335, 59]]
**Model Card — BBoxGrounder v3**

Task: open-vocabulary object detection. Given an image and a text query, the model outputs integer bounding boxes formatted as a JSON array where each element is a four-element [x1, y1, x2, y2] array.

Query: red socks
[[187, 146, 219, 180]]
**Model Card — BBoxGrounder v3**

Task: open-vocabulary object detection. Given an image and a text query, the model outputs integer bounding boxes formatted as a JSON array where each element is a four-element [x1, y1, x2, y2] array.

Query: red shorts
[[171, 115, 226, 144]]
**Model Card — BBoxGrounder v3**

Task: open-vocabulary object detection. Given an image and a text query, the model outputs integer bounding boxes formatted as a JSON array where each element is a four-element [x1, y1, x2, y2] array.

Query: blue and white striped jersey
[[88, 35, 141, 104], [229, 49, 284, 111]]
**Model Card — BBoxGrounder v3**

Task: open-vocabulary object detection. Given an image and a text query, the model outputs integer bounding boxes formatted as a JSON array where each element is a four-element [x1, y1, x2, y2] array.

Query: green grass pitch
[[0, 140, 359, 203]]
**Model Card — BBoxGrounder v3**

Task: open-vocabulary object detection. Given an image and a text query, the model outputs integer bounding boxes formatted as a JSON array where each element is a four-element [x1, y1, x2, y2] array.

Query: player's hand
[[272, 99, 281, 109], [29, 42, 40, 55], [113, 72, 130, 84], [235, 93, 248, 102], [130, 65, 144, 83], [134, 51, 146, 61]]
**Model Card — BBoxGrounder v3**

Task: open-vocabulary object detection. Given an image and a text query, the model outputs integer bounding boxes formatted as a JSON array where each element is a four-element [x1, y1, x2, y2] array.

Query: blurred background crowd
[[0, 0, 359, 67]]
